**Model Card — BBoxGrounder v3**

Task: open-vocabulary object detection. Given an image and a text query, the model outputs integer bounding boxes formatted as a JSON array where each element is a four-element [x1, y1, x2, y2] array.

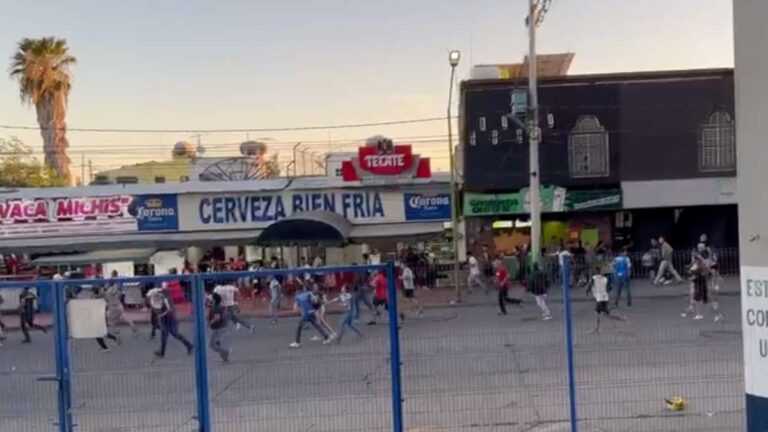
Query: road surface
[[0, 284, 744, 432]]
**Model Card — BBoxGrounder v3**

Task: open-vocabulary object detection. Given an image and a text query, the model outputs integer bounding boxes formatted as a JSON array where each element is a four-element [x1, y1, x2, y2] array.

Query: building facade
[[460, 68, 737, 255]]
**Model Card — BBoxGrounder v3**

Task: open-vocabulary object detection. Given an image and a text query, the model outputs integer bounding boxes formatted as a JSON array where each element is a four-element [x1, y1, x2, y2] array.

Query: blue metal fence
[[0, 259, 745, 431]]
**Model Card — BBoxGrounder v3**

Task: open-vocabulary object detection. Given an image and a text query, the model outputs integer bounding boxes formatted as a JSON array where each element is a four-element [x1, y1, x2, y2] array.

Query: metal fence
[[0, 256, 746, 432]]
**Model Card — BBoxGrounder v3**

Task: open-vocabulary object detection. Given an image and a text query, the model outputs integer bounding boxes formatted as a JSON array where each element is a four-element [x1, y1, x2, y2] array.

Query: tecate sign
[[358, 144, 414, 176], [404, 193, 451, 221]]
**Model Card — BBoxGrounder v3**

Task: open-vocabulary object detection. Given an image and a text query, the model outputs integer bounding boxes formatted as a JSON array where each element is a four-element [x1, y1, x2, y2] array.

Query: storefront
[[462, 187, 623, 255], [0, 142, 453, 272]]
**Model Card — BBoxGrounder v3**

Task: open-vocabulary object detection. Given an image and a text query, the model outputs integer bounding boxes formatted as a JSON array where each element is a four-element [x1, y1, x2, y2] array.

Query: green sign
[[464, 192, 522, 216], [565, 190, 622, 211], [464, 188, 622, 216]]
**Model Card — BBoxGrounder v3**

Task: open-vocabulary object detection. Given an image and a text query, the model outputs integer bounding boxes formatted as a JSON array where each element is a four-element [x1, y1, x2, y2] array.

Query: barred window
[[568, 115, 609, 178], [699, 110, 735, 172]]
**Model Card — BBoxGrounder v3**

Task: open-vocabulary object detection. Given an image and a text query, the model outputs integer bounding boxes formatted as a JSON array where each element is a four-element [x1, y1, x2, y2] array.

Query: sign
[[179, 189, 407, 232], [0, 195, 137, 239], [132, 194, 179, 232], [341, 137, 431, 183], [464, 192, 522, 216], [404, 193, 452, 221], [565, 190, 622, 211], [464, 188, 623, 216], [742, 266, 768, 398]]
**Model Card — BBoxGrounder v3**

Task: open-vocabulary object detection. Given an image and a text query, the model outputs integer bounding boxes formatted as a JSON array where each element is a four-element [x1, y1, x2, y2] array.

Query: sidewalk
[[0, 276, 740, 330]]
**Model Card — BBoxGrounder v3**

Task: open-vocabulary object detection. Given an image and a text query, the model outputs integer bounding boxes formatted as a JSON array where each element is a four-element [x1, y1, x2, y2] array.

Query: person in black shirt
[[19, 287, 47, 343], [208, 293, 230, 362], [154, 290, 194, 358]]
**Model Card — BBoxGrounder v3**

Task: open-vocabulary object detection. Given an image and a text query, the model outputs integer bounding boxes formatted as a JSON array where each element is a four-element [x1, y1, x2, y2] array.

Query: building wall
[[461, 70, 735, 192]]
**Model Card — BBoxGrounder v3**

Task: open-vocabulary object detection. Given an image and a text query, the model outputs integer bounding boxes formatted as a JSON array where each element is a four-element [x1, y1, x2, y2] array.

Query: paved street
[[0, 281, 744, 432]]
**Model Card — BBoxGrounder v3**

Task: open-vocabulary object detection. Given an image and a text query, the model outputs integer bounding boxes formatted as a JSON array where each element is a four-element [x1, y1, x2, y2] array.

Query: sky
[[0, 0, 734, 180]]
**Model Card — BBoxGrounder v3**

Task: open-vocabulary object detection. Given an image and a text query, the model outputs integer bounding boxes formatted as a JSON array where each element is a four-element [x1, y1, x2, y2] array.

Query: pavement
[[0, 276, 741, 330], [0, 275, 745, 432]]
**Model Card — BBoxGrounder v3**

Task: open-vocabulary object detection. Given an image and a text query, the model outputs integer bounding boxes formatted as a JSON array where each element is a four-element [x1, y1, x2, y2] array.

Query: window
[[479, 116, 486, 132], [699, 110, 735, 172], [568, 115, 609, 178], [154, 176, 166, 183], [115, 176, 138, 184]]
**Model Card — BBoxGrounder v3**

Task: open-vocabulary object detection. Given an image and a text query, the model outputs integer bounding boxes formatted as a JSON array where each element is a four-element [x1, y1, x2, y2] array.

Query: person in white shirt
[[586, 266, 626, 333], [399, 262, 423, 319], [466, 251, 490, 294], [268, 277, 282, 325], [146, 286, 165, 339], [213, 283, 255, 333]]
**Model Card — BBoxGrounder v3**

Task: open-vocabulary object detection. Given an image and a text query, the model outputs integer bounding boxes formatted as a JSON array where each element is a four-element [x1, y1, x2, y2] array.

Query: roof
[[1, 173, 451, 200], [462, 68, 734, 91], [32, 248, 157, 265]]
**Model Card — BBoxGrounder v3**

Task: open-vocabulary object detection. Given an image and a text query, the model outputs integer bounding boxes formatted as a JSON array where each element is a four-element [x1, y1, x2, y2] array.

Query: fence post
[[561, 259, 578, 432], [52, 281, 74, 432], [386, 262, 404, 432], [192, 275, 212, 431]]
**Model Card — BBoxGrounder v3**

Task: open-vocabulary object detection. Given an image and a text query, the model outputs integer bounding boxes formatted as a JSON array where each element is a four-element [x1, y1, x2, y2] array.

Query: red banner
[[0, 196, 133, 223]]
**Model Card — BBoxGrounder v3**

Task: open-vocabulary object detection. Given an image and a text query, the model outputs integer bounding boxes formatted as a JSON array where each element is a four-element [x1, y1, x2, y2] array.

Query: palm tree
[[10, 37, 77, 183]]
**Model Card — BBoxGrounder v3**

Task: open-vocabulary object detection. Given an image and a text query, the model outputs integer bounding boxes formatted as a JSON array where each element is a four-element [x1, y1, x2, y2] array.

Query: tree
[[10, 37, 77, 184], [265, 153, 281, 178], [0, 137, 68, 187]]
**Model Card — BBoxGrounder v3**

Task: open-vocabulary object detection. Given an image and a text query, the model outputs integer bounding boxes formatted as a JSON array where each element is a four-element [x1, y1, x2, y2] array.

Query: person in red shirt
[[372, 271, 388, 311], [495, 259, 513, 315]]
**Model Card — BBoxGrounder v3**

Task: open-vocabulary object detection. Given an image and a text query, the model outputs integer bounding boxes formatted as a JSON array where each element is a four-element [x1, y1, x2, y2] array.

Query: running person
[[214, 282, 255, 333], [18, 287, 46, 343], [208, 292, 230, 363], [689, 251, 710, 321], [91, 285, 122, 353], [495, 259, 513, 315], [105, 273, 137, 334], [154, 289, 194, 358], [613, 249, 632, 307], [310, 282, 336, 341], [467, 251, 490, 294], [528, 263, 552, 320], [333, 285, 363, 343], [146, 285, 165, 339], [268, 276, 283, 325], [369, 270, 389, 324], [289, 288, 331, 348], [586, 266, 626, 333]]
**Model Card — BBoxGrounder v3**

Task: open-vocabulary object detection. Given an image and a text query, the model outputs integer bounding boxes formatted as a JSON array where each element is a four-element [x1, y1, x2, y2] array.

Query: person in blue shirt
[[289, 287, 331, 348], [613, 248, 632, 307]]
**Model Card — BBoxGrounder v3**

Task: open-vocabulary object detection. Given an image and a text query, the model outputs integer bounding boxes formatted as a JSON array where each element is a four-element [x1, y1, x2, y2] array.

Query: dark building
[[460, 69, 737, 255]]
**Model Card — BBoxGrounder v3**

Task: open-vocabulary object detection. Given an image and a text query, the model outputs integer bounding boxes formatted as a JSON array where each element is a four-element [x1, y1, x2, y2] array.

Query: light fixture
[[449, 50, 461, 67]]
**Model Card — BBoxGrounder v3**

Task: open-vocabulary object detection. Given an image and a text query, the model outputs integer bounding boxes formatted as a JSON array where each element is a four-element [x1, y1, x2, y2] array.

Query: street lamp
[[447, 50, 462, 303]]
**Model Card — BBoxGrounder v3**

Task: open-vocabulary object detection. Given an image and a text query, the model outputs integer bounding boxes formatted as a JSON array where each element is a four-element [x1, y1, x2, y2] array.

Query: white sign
[[742, 266, 768, 397], [178, 189, 406, 232], [67, 299, 108, 339]]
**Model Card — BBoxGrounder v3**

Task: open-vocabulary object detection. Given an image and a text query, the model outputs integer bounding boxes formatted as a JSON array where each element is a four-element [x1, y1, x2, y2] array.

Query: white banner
[[178, 189, 407, 232], [742, 266, 768, 397], [67, 299, 108, 339]]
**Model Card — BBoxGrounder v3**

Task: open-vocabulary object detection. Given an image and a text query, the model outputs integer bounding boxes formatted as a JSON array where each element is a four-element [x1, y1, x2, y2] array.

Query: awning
[[257, 211, 352, 246], [1, 230, 263, 254], [32, 248, 157, 266], [350, 222, 445, 241]]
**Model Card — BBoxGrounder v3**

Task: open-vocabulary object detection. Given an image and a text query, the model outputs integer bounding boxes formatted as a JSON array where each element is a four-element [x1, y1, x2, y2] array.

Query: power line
[[0, 116, 450, 134]]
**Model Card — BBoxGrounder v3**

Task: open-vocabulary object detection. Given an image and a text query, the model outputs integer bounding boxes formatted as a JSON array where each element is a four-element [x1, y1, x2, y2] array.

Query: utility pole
[[447, 50, 461, 303], [527, 0, 551, 264], [80, 153, 85, 186], [88, 160, 93, 184]]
